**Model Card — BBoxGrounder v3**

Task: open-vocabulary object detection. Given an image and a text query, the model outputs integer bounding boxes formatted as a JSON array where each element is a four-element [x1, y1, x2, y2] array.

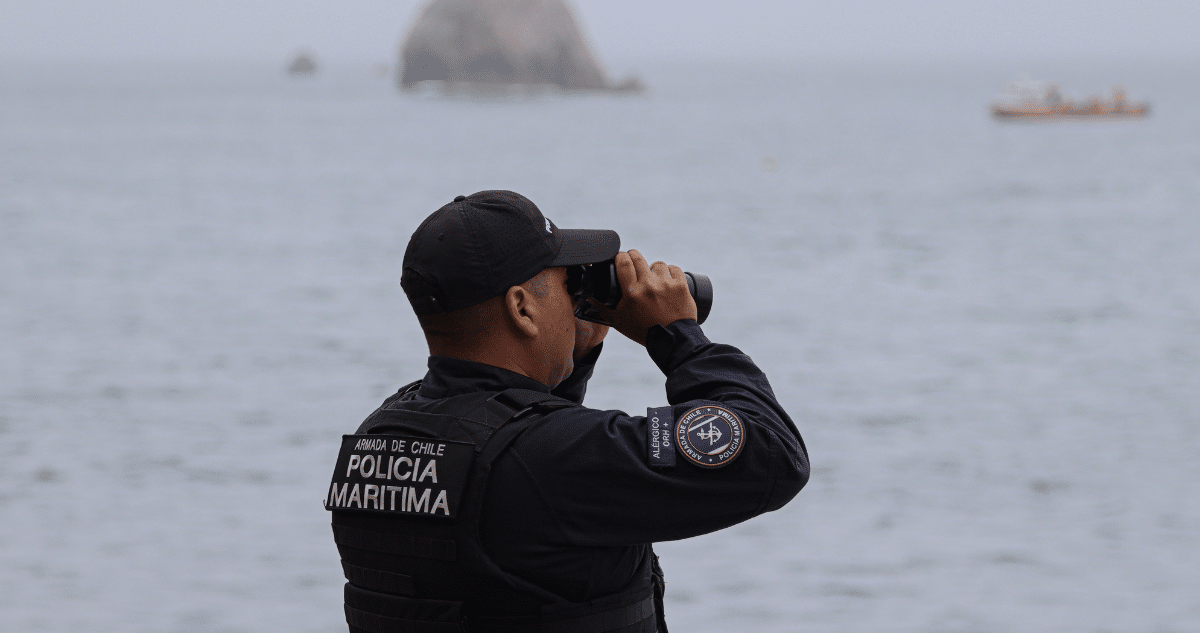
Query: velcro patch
[[647, 407, 675, 468], [325, 435, 474, 518], [675, 406, 745, 468]]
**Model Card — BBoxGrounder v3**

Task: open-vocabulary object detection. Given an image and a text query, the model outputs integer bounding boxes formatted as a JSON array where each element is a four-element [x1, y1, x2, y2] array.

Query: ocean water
[[2, 59, 1200, 632]]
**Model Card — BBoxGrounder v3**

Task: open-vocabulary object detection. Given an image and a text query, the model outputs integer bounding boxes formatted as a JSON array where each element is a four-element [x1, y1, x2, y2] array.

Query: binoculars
[[567, 261, 713, 326]]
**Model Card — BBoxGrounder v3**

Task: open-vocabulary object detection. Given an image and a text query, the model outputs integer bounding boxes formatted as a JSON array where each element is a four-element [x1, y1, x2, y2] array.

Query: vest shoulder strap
[[470, 389, 578, 465], [379, 382, 574, 418], [355, 388, 576, 449], [380, 380, 423, 408], [490, 388, 576, 413]]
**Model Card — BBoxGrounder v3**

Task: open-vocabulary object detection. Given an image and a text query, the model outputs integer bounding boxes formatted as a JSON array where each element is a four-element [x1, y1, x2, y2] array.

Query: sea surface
[[3, 59, 1200, 632]]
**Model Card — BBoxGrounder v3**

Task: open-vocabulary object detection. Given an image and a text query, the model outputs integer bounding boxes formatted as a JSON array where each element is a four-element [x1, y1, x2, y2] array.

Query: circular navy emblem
[[675, 406, 745, 468]]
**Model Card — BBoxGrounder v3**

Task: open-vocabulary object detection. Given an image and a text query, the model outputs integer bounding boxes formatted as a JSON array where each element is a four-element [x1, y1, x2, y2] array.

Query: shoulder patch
[[675, 405, 745, 468]]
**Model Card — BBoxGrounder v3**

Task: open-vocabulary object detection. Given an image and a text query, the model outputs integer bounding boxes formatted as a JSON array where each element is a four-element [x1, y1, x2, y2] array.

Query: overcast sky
[[1, 0, 1196, 64]]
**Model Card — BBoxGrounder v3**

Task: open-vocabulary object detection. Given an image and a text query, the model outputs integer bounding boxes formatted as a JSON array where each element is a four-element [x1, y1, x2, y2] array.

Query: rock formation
[[398, 0, 639, 92], [288, 52, 317, 76]]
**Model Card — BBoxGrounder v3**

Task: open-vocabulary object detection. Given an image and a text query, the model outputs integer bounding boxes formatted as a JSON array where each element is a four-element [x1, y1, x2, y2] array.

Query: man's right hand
[[602, 250, 698, 346]]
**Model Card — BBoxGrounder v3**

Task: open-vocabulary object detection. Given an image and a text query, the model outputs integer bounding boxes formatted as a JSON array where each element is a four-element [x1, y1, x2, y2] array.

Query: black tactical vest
[[327, 383, 665, 633]]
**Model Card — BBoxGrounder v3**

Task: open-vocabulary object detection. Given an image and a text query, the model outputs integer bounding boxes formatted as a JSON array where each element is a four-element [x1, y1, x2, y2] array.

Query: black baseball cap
[[401, 190, 620, 315]]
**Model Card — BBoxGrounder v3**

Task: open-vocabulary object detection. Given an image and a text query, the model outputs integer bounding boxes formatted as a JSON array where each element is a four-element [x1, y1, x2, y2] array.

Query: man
[[326, 190, 809, 633]]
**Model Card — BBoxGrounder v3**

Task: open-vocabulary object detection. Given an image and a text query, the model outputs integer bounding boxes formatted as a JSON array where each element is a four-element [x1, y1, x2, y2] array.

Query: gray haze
[[1, 0, 1198, 64]]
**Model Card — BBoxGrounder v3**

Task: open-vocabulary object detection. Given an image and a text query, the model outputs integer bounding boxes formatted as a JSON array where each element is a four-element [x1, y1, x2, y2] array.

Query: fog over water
[[3, 60, 1200, 632], [3, 0, 1200, 63]]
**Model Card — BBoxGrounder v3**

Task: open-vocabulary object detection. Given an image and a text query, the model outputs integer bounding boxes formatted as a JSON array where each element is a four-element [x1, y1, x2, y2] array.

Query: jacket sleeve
[[499, 319, 809, 546]]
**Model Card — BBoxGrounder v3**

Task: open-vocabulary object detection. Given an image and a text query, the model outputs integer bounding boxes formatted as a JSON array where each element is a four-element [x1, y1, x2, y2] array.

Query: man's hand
[[573, 318, 609, 363], [602, 250, 698, 346]]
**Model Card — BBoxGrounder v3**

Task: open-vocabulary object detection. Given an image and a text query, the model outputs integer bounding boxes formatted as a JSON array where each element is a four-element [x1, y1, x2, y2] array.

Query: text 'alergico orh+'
[[325, 435, 476, 518]]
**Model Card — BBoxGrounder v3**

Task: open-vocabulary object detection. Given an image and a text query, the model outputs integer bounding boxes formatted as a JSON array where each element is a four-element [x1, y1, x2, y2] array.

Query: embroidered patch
[[325, 435, 475, 518], [647, 407, 675, 468], [675, 406, 745, 468]]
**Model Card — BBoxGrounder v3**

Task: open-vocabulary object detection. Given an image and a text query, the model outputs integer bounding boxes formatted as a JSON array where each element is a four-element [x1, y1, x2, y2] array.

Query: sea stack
[[288, 52, 317, 76], [398, 0, 639, 92]]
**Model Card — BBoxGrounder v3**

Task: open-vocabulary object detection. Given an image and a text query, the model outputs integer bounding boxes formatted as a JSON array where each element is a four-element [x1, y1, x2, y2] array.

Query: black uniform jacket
[[407, 319, 809, 603]]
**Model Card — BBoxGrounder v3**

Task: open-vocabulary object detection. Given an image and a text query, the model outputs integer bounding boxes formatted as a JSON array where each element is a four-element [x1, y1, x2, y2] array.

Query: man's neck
[[428, 340, 550, 387]]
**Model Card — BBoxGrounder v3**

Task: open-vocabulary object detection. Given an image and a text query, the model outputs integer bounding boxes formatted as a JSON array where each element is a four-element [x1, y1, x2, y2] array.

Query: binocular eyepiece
[[567, 261, 713, 326]]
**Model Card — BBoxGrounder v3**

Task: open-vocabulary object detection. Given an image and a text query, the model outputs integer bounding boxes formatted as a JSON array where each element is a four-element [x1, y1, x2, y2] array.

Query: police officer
[[326, 190, 809, 633]]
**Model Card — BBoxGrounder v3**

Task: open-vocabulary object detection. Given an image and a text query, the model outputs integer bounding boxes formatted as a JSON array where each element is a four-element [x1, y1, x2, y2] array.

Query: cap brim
[[550, 228, 621, 266]]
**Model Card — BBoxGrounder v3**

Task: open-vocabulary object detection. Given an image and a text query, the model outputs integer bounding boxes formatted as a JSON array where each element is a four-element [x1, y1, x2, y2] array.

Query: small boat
[[991, 80, 1148, 120]]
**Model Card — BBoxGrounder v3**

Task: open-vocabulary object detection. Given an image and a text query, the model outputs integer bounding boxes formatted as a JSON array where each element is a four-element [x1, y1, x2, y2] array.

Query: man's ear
[[504, 285, 540, 338]]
